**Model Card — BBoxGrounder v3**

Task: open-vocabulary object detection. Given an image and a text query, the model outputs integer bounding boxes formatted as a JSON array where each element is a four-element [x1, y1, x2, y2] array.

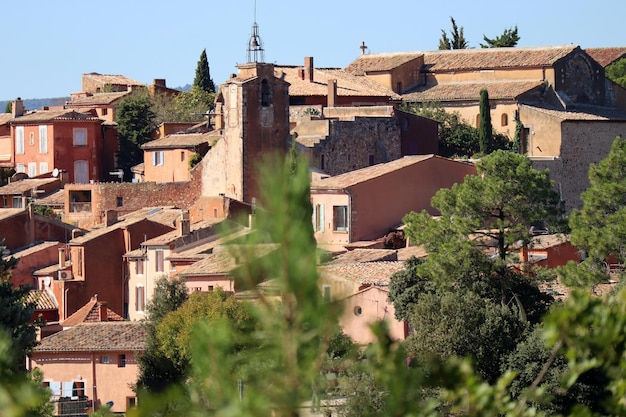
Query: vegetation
[[605, 57, 626, 88], [439, 16, 468, 50], [116, 90, 157, 180], [478, 89, 494, 154], [481, 26, 520, 48], [193, 49, 216, 94]]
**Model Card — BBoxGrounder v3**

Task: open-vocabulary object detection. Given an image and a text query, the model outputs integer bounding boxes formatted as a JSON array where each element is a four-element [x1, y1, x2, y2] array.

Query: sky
[[2, 0, 626, 100]]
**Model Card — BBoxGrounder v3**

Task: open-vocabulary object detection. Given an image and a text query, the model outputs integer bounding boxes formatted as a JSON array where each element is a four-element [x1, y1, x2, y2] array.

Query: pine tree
[[193, 49, 215, 94], [478, 89, 494, 154], [438, 17, 468, 50], [481, 26, 520, 48]]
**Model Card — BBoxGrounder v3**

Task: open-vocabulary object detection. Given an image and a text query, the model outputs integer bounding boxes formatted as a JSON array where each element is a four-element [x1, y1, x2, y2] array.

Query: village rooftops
[[584, 46, 626, 67], [66, 91, 130, 106], [344, 52, 423, 75], [81, 73, 143, 88], [0, 178, 60, 195], [141, 131, 219, 150], [10, 109, 102, 124], [32, 321, 145, 352], [520, 103, 626, 120], [140, 217, 226, 247], [319, 261, 405, 287], [402, 80, 544, 102]]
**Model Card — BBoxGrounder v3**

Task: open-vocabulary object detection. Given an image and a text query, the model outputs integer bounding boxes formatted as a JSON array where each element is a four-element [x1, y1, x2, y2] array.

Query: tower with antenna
[[247, 0, 264, 63]]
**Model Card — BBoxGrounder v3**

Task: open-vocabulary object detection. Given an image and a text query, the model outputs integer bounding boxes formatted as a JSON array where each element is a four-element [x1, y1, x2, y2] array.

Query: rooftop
[[584, 46, 626, 67], [402, 80, 544, 102], [33, 322, 146, 352], [0, 178, 60, 195], [11, 109, 102, 124], [141, 131, 219, 150], [320, 261, 405, 286], [62, 295, 124, 327]]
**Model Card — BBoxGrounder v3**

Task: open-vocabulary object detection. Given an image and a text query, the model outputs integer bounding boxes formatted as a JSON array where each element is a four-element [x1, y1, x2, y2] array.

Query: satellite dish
[[51, 168, 59, 178], [44, 277, 51, 287]]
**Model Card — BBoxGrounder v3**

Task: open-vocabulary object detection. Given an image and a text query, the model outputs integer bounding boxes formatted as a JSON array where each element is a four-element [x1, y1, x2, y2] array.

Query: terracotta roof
[[179, 244, 278, 276], [521, 104, 626, 121], [6, 241, 60, 259], [528, 233, 571, 250], [141, 132, 217, 150], [166, 228, 252, 261], [0, 114, 13, 125], [0, 208, 24, 220], [396, 245, 428, 261], [402, 80, 544, 102], [62, 295, 125, 327], [327, 249, 398, 264], [276, 66, 400, 99], [35, 189, 65, 206], [320, 261, 405, 286], [422, 45, 578, 72], [312, 155, 474, 190], [0, 178, 59, 195], [67, 91, 130, 106], [82, 73, 143, 86], [141, 217, 225, 247], [11, 110, 102, 124], [585, 47, 626, 67], [345, 52, 423, 75], [33, 322, 146, 352], [26, 290, 58, 310]]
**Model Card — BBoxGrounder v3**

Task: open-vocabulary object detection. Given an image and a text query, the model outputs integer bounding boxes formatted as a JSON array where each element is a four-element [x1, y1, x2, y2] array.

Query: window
[[12, 197, 23, 208], [193, 287, 202, 292], [181, 151, 185, 162], [127, 397, 137, 409], [73, 128, 87, 146], [136, 285, 145, 311], [213, 208, 218, 217], [16, 163, 25, 173], [369, 155, 375, 166], [332, 205, 348, 232], [208, 285, 214, 292], [313, 204, 325, 232], [322, 285, 331, 302], [353, 306, 363, 316], [28, 162, 36, 177], [136, 259, 144, 275], [102, 108, 108, 116], [118, 354, 126, 368], [101, 355, 110, 364], [501, 113, 509, 126], [261, 79, 271, 106], [39, 125, 48, 153], [74, 160, 89, 183], [77, 248, 83, 276], [396, 81, 402, 93], [29, 132, 35, 146], [72, 381, 85, 397], [116, 196, 123, 207], [152, 151, 164, 166], [155, 250, 164, 272], [15, 126, 24, 154], [320, 154, 325, 170], [39, 162, 49, 175]]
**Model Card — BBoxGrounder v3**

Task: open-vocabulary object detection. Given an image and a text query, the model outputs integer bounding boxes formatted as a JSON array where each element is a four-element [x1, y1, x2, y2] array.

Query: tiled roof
[[6, 241, 60, 259], [62, 295, 125, 327], [179, 244, 278, 276], [311, 155, 453, 189], [521, 104, 626, 121], [585, 47, 626, 67], [141, 132, 217, 150], [0, 178, 59, 195], [35, 189, 65, 206], [327, 249, 398, 264], [0, 114, 12, 125], [67, 91, 130, 106], [33, 322, 146, 352], [402, 80, 543, 102], [82, 73, 143, 86], [11, 110, 101, 124], [529, 234, 571, 250], [26, 290, 58, 310], [396, 245, 428, 261], [141, 218, 225, 247], [422, 45, 578, 72], [0, 208, 24, 221], [167, 228, 252, 261], [320, 261, 405, 286], [276, 66, 400, 99], [344, 52, 423, 75]]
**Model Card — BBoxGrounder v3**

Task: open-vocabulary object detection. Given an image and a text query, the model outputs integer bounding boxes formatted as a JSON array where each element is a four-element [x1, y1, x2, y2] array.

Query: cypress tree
[[193, 49, 215, 94], [479, 89, 494, 154]]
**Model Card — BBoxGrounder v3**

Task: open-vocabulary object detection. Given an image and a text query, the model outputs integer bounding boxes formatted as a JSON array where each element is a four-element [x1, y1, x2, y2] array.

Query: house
[[0, 177, 63, 208], [65, 91, 130, 123], [141, 132, 213, 183], [3, 241, 64, 288], [0, 205, 77, 251], [80, 73, 144, 94], [0, 113, 12, 169], [346, 45, 626, 211], [9, 100, 118, 183], [585, 47, 626, 68], [519, 234, 581, 270], [28, 321, 145, 415], [310, 154, 476, 250]]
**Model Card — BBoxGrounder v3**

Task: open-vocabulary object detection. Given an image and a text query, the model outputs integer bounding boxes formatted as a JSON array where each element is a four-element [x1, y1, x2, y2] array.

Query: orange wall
[[143, 148, 194, 182]]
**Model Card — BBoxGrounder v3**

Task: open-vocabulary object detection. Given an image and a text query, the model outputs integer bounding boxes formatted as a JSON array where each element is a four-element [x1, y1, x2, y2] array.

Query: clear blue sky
[[2, 0, 625, 100]]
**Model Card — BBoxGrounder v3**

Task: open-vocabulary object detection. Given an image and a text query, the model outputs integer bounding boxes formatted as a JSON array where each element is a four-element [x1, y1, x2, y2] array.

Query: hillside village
[[2, 23, 626, 415]]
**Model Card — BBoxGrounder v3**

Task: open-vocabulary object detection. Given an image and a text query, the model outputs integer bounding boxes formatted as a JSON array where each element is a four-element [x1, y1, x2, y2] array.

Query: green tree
[[478, 89, 494, 154], [5, 102, 11, 114], [403, 151, 563, 315], [193, 49, 216, 94], [481, 26, 520, 48], [439, 16, 468, 50], [116, 90, 156, 180], [605, 57, 626, 88], [387, 256, 433, 321]]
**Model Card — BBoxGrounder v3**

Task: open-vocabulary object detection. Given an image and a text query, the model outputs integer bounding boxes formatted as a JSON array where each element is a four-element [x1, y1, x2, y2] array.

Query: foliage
[[145, 275, 189, 324], [32, 205, 58, 220], [0, 168, 16, 187], [438, 16, 468, 50], [193, 49, 216, 94], [565, 136, 626, 282], [116, 90, 157, 180], [481, 26, 520, 48], [401, 101, 512, 157], [5, 102, 11, 113], [478, 89, 494, 154], [605, 57, 626, 88], [188, 152, 202, 169], [403, 151, 563, 315], [387, 256, 433, 321]]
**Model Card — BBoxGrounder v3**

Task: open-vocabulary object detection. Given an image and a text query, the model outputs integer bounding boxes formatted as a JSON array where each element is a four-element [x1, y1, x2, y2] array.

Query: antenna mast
[[247, 0, 265, 63]]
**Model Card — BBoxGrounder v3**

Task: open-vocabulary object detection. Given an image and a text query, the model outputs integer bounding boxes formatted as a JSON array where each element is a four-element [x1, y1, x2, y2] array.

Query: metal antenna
[[247, 0, 264, 63]]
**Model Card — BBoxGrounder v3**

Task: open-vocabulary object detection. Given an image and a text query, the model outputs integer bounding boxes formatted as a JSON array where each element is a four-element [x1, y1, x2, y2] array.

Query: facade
[[65, 91, 130, 123], [9, 102, 118, 183], [0, 205, 77, 251], [4, 241, 63, 288], [28, 321, 145, 415], [310, 155, 476, 249], [0, 113, 12, 169], [141, 132, 212, 183]]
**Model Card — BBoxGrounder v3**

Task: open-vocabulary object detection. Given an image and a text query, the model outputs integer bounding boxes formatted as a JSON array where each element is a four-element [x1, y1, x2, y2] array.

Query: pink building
[[310, 154, 476, 250]]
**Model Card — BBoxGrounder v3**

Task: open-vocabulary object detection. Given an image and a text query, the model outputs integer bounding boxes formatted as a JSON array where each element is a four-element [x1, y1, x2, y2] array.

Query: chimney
[[153, 79, 166, 87], [59, 247, 66, 268], [11, 98, 24, 117], [298, 68, 305, 80], [71, 229, 83, 239], [105, 209, 118, 226], [98, 300, 108, 321], [304, 57, 314, 82], [178, 210, 190, 236], [327, 79, 338, 108]]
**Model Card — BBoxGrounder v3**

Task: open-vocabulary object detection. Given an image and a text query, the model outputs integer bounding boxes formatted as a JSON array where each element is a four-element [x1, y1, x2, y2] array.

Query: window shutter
[[320, 204, 325, 232], [312, 204, 317, 232]]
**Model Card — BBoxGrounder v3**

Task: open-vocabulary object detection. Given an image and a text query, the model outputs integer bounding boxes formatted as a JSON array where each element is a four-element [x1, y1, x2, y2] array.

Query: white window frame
[[313, 203, 325, 232], [15, 126, 24, 154], [28, 162, 37, 177], [332, 205, 348, 232], [39, 125, 48, 154], [16, 163, 25, 173], [73, 128, 87, 146], [152, 151, 164, 166], [12, 196, 23, 208], [39, 162, 49, 175]]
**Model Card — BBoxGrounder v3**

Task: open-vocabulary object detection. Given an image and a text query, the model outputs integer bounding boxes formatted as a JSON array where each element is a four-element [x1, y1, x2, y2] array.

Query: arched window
[[261, 79, 271, 107], [501, 113, 509, 126]]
